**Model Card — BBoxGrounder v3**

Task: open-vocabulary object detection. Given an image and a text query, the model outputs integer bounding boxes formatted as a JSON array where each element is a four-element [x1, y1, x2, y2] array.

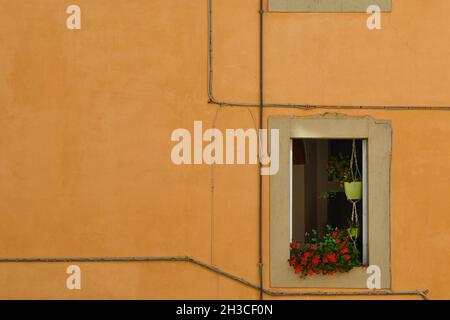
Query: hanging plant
[[326, 153, 352, 185], [347, 218, 360, 239], [320, 142, 363, 201], [347, 139, 362, 243], [344, 181, 362, 201], [344, 140, 362, 201], [320, 153, 351, 199], [288, 226, 361, 278]]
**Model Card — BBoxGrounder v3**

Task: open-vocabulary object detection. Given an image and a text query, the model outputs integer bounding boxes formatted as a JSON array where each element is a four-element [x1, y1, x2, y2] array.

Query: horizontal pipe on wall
[[207, 0, 450, 111], [0, 256, 429, 300]]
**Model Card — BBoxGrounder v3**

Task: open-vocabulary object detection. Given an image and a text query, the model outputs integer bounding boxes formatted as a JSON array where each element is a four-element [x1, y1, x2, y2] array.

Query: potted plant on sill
[[288, 225, 361, 278]]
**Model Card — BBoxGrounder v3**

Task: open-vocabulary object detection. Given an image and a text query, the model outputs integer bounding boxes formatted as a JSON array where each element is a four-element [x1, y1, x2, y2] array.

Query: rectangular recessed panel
[[268, 0, 392, 13]]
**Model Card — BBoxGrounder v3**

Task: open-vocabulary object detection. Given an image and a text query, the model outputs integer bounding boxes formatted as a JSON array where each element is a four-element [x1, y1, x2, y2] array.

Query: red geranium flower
[[327, 253, 337, 263], [340, 247, 349, 254], [312, 256, 320, 266], [294, 266, 303, 274], [289, 226, 360, 278]]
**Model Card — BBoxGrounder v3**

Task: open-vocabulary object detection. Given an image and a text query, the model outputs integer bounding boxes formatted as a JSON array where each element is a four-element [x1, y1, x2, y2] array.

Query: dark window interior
[[292, 138, 364, 257]]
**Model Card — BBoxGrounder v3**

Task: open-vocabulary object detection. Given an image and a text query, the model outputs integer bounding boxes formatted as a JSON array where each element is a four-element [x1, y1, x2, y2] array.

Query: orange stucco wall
[[0, 0, 449, 299]]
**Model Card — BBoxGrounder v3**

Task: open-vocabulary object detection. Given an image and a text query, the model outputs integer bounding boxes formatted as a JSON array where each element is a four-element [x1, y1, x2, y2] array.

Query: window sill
[[272, 266, 387, 289]]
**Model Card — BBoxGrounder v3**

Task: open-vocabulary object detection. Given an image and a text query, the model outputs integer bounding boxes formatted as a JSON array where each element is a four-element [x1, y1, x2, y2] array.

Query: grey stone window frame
[[269, 114, 391, 288]]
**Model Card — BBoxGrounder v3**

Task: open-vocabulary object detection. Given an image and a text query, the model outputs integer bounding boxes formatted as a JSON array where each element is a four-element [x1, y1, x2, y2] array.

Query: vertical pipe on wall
[[258, 0, 265, 301]]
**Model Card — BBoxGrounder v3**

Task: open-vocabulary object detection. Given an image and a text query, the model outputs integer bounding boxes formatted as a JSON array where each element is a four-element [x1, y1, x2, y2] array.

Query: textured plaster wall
[[0, 0, 449, 299]]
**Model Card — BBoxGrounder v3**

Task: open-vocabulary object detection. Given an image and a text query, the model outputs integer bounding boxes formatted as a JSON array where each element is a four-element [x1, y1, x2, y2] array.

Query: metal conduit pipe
[[258, 0, 264, 301], [207, 0, 450, 111], [0, 256, 429, 300]]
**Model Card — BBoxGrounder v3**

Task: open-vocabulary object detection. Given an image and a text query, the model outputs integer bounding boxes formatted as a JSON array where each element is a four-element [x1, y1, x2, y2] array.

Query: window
[[268, 0, 392, 13], [269, 114, 391, 288], [291, 138, 368, 265]]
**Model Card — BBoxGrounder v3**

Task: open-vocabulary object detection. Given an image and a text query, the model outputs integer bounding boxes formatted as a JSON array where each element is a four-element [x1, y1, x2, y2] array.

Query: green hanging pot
[[344, 182, 362, 201], [347, 227, 359, 238]]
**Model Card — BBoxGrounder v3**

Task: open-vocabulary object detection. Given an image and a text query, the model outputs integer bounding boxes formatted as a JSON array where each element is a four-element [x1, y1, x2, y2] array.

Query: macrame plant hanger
[[349, 139, 361, 244]]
